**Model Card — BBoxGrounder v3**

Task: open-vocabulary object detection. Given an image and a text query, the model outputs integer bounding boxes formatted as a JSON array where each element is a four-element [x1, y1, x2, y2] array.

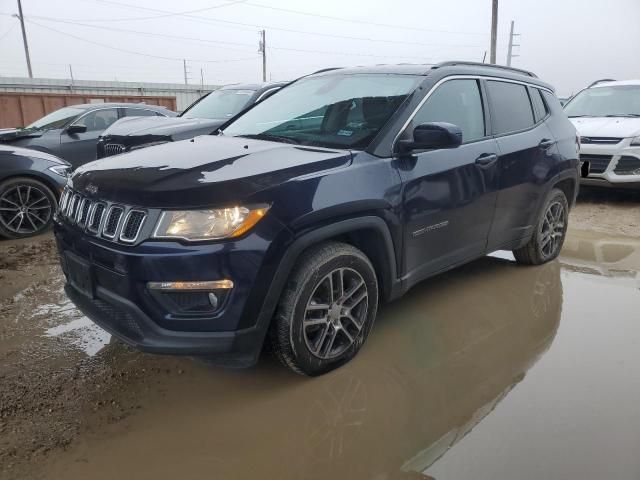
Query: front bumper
[[579, 140, 640, 188], [54, 214, 291, 366]]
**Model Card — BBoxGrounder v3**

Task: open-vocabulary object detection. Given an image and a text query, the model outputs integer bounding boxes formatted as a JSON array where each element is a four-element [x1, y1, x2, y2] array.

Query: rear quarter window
[[529, 88, 549, 122], [486, 81, 535, 135]]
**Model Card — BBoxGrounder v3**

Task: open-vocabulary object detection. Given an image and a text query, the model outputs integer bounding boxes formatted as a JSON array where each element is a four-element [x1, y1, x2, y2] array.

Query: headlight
[[153, 206, 269, 241], [631, 135, 640, 146], [49, 165, 71, 177]]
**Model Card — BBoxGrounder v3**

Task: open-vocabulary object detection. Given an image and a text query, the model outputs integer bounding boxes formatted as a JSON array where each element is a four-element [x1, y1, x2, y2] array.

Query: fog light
[[208, 292, 218, 309], [147, 280, 233, 315]]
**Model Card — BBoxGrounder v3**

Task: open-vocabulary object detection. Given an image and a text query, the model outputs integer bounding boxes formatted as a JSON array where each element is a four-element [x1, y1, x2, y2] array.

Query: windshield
[[222, 74, 422, 149], [26, 106, 85, 130], [564, 85, 640, 117], [182, 89, 255, 119]]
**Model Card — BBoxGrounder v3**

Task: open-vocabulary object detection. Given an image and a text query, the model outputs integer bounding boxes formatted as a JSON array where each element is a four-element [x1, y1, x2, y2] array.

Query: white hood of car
[[570, 117, 640, 138]]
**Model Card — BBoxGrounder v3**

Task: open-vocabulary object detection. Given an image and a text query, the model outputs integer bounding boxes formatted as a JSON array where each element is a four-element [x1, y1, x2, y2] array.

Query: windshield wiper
[[604, 113, 640, 118], [568, 115, 594, 118], [236, 133, 299, 145]]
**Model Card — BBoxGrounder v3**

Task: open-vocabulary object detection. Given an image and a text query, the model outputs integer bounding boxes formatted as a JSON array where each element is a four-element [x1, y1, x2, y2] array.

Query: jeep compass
[[54, 62, 579, 376]]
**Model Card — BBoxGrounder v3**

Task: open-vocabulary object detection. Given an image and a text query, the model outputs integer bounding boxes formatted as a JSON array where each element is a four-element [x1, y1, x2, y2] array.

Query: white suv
[[565, 79, 640, 189]]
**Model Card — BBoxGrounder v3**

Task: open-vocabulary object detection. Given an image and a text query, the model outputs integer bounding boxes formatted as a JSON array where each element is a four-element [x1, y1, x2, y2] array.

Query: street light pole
[[15, 0, 33, 78]]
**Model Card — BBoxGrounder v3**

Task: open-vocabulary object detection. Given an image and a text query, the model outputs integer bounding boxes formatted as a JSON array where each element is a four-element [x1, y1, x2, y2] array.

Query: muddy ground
[[0, 187, 638, 480]]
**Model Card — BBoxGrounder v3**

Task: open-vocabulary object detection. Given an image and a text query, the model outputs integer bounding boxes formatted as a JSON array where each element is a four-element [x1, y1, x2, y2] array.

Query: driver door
[[60, 107, 120, 168], [397, 78, 500, 282]]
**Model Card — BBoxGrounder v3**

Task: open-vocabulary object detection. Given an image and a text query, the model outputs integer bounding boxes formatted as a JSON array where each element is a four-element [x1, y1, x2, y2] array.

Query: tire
[[0, 177, 57, 239], [269, 241, 379, 376], [513, 188, 569, 265]]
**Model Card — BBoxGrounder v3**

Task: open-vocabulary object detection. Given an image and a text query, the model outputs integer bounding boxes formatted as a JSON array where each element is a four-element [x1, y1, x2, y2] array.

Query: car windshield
[[26, 107, 85, 130], [222, 73, 422, 149], [182, 89, 255, 119], [564, 85, 640, 117]]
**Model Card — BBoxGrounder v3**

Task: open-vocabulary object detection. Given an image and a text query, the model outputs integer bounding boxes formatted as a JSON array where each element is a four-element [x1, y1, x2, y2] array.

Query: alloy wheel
[[0, 184, 53, 235], [539, 200, 566, 259], [303, 267, 369, 360]]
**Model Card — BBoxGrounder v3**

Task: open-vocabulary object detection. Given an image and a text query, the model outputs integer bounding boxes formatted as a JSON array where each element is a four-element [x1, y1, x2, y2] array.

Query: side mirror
[[66, 124, 87, 135], [398, 122, 463, 153]]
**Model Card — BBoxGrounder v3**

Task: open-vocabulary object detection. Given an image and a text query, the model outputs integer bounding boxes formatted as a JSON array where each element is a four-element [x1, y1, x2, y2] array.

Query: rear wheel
[[270, 242, 378, 376], [513, 188, 569, 265], [0, 177, 57, 239]]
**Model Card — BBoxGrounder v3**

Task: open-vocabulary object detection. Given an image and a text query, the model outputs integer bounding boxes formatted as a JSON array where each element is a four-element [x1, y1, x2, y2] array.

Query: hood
[[0, 127, 45, 142], [0, 144, 69, 165], [71, 135, 352, 208], [101, 116, 225, 138], [570, 117, 640, 138]]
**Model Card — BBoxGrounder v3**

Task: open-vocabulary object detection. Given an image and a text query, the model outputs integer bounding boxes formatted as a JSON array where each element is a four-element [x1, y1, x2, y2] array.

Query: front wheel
[[513, 188, 569, 265], [269, 242, 379, 376], [0, 177, 57, 239]]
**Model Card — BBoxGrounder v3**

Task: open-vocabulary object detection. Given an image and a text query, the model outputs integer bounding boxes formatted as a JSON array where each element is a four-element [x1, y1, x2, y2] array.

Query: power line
[[29, 14, 484, 52], [243, 1, 487, 36], [0, 22, 16, 42], [26, 19, 260, 64], [27, 17, 445, 61], [76, 0, 247, 22]]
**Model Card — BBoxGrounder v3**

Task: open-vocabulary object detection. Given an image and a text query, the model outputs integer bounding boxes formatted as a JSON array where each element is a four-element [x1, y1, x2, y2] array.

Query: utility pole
[[200, 68, 204, 90], [68, 64, 74, 92], [258, 30, 266, 82], [489, 0, 498, 64], [15, 0, 33, 78], [506, 20, 520, 67], [183, 59, 188, 85]]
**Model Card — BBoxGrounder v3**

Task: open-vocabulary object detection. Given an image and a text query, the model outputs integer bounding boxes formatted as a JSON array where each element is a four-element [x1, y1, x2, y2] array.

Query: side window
[[411, 79, 485, 143], [123, 108, 157, 117], [486, 81, 535, 134], [529, 88, 549, 122], [74, 109, 119, 132]]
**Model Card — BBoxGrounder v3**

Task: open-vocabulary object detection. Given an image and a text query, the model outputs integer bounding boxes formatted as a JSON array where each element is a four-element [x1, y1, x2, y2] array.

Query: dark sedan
[[97, 82, 287, 158], [0, 103, 175, 168], [0, 145, 70, 239]]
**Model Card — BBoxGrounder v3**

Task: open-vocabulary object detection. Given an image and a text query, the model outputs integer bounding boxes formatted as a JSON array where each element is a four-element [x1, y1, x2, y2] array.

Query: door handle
[[538, 138, 556, 149], [475, 153, 498, 167]]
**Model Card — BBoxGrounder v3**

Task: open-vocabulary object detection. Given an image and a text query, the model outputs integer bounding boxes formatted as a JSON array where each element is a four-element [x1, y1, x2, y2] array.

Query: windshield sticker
[[337, 129, 353, 136]]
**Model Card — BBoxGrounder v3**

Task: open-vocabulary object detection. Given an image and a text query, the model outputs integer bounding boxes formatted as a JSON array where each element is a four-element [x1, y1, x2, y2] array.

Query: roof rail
[[588, 78, 616, 88], [311, 67, 342, 75], [432, 61, 537, 78]]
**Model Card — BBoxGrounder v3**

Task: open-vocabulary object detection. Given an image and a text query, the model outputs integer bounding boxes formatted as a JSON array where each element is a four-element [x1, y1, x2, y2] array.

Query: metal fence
[[0, 77, 221, 128]]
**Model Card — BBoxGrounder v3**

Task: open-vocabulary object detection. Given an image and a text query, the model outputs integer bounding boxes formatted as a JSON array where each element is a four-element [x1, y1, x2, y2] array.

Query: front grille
[[68, 194, 81, 221], [581, 154, 613, 174], [104, 143, 126, 157], [103, 206, 124, 238], [580, 137, 622, 145], [614, 156, 640, 175], [120, 210, 146, 242], [59, 189, 70, 215]]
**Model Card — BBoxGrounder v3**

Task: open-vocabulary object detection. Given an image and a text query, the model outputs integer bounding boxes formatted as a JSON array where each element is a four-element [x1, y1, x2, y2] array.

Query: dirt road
[[0, 188, 638, 480]]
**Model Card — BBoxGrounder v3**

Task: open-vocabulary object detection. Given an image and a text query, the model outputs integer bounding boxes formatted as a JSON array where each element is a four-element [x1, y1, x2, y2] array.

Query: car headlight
[[631, 135, 640, 146], [49, 165, 71, 177], [153, 206, 269, 241]]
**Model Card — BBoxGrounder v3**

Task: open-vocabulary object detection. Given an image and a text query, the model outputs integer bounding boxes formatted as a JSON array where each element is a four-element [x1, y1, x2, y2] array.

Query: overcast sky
[[0, 0, 638, 96]]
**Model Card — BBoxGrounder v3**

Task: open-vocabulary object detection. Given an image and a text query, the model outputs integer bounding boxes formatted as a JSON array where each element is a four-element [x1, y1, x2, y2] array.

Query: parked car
[[0, 103, 175, 169], [565, 79, 640, 189], [54, 62, 578, 376], [0, 145, 70, 239], [96, 82, 287, 158]]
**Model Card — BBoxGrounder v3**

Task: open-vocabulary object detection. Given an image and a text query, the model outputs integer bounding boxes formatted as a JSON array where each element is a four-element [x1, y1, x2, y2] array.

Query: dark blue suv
[[54, 62, 579, 376]]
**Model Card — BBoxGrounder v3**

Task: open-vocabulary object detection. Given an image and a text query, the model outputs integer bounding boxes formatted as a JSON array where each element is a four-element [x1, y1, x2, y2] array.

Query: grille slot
[[68, 194, 81, 221], [581, 154, 613, 174], [103, 206, 124, 238], [120, 210, 146, 243], [104, 144, 126, 157], [59, 189, 70, 215], [88, 203, 106, 233], [580, 137, 622, 145], [77, 198, 92, 227], [614, 156, 640, 175]]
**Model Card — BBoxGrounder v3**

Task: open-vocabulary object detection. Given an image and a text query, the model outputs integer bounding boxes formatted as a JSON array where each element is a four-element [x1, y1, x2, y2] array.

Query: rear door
[[485, 80, 558, 250], [398, 78, 500, 281]]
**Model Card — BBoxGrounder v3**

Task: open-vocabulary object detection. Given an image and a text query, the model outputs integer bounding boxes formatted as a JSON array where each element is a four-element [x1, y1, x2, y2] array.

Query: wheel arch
[[0, 172, 62, 202]]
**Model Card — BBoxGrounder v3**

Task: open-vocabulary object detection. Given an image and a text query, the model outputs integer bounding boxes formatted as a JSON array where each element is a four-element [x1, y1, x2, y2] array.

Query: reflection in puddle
[[44, 316, 111, 357]]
